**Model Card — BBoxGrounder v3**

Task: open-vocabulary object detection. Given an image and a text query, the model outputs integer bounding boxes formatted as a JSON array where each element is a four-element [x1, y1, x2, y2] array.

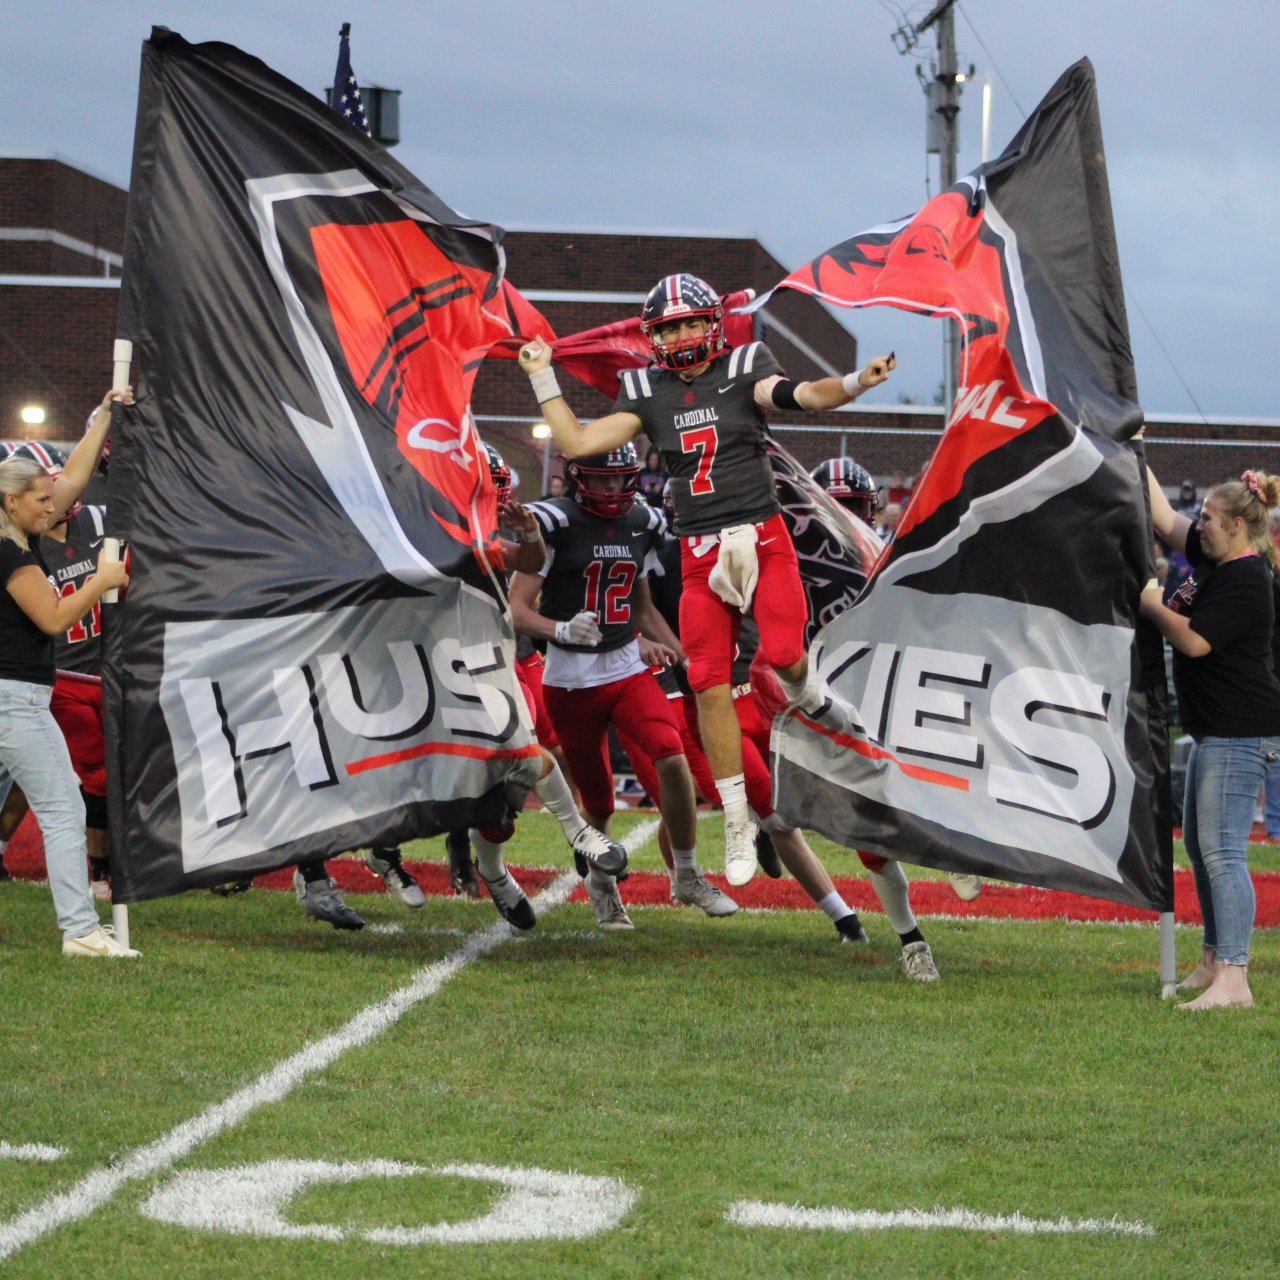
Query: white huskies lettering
[[821, 641, 1117, 828]]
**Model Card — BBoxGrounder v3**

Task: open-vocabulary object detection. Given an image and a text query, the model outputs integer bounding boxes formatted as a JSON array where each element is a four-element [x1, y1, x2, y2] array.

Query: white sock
[[534, 765, 588, 840], [816, 889, 854, 922], [471, 830, 507, 881], [716, 774, 749, 825], [672, 846, 698, 875], [868, 862, 917, 934]]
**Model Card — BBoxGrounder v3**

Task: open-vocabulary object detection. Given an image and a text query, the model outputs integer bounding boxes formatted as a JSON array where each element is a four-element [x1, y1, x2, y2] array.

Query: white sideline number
[[140, 1160, 638, 1244]]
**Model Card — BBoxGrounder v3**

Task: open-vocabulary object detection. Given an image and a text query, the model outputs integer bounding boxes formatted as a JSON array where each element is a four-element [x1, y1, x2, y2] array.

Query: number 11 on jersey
[[681, 425, 719, 494]]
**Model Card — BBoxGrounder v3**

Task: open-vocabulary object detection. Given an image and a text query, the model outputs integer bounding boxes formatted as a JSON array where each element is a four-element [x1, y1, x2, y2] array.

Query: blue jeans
[[1265, 754, 1280, 839], [1182, 735, 1278, 967], [0, 678, 100, 941]]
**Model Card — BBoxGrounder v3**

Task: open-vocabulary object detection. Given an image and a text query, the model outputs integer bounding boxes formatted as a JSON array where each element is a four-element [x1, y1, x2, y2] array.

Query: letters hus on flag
[[105, 29, 551, 902], [767, 59, 1172, 911]]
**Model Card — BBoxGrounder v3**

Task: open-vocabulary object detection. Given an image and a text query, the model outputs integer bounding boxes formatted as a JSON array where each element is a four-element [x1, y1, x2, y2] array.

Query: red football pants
[[544, 671, 684, 818], [679, 512, 808, 692], [516, 652, 559, 749], [49, 676, 106, 796]]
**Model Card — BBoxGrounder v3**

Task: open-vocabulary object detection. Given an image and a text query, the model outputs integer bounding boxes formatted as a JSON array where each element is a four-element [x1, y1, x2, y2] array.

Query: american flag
[[330, 22, 370, 135]]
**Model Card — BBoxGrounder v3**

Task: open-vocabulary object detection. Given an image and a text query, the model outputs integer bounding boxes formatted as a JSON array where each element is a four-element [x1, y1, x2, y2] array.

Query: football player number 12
[[681, 426, 718, 494], [583, 560, 637, 623]]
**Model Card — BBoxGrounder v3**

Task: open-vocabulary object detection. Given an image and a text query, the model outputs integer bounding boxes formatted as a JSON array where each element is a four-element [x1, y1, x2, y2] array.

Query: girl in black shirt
[[1142, 467, 1280, 1009], [0, 387, 132, 957]]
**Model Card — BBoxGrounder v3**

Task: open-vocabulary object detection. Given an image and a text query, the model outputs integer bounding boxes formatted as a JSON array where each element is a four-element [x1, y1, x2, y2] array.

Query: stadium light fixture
[[531, 422, 551, 439], [20, 406, 45, 424]]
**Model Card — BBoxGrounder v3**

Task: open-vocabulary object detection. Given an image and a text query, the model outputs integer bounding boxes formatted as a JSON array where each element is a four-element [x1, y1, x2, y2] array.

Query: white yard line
[[0, 818, 662, 1264], [0, 1144, 65, 1163], [727, 1201, 1154, 1236]]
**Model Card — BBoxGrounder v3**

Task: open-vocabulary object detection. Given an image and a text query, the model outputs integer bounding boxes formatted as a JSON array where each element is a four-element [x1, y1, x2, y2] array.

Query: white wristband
[[529, 367, 562, 404], [841, 370, 867, 397], [518, 526, 542, 543]]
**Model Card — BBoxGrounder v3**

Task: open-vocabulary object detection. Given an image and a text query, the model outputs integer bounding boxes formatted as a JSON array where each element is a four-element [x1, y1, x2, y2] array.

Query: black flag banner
[[106, 29, 552, 902], [766, 60, 1172, 911]]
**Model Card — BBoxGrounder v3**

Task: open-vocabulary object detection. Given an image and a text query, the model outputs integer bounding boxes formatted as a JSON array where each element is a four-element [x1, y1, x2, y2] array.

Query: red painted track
[[6, 811, 1279, 926]]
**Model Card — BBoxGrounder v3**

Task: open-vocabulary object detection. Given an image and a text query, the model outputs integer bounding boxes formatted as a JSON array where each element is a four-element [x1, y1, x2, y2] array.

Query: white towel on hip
[[708, 524, 760, 610]]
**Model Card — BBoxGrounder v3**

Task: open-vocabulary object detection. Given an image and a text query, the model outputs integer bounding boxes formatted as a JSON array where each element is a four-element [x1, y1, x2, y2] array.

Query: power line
[[955, 1, 1208, 423], [955, 2, 1026, 117]]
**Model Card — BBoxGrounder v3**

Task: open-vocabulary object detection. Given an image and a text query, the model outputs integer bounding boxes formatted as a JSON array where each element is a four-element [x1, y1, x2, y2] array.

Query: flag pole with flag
[[103, 27, 554, 903], [757, 59, 1173, 918], [329, 22, 370, 134]]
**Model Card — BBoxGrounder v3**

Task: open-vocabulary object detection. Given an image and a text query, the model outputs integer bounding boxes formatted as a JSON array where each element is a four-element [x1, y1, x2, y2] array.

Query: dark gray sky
[[6, 1, 1275, 417]]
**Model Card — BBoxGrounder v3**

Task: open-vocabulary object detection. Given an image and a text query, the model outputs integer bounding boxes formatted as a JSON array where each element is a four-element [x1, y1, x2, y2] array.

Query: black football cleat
[[480, 870, 537, 931], [755, 829, 783, 879], [835, 912, 870, 946], [446, 829, 483, 899]]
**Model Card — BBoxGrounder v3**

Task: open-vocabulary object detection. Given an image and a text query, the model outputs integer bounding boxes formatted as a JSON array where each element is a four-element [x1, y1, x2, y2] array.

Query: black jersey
[[613, 341, 784, 536], [528, 497, 666, 654], [38, 505, 107, 675]]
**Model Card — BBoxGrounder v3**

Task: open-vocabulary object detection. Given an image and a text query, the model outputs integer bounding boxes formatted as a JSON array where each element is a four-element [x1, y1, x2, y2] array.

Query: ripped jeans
[[1182, 736, 1279, 967]]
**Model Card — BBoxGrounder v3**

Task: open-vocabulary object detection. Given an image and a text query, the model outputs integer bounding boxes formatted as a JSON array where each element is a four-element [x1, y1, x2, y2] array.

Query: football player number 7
[[681, 425, 718, 494]]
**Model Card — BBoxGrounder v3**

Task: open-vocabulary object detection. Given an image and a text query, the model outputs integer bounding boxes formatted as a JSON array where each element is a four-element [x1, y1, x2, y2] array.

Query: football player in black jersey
[[511, 444, 737, 927], [518, 275, 895, 886]]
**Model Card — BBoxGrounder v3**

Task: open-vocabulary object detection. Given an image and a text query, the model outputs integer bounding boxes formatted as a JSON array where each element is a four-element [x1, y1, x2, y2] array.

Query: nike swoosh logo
[[90, 538, 103, 548], [759, 538, 776, 545], [718, 384, 736, 394]]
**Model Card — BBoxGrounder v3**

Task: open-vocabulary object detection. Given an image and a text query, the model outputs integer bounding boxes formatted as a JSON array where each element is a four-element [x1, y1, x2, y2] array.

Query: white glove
[[555, 611, 602, 646], [708, 524, 759, 610]]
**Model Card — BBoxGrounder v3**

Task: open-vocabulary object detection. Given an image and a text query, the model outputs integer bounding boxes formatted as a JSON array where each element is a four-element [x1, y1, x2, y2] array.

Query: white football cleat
[[671, 869, 739, 917], [569, 823, 628, 876], [723, 818, 758, 887], [585, 874, 633, 930], [901, 940, 940, 982], [948, 872, 982, 901], [62, 924, 140, 958]]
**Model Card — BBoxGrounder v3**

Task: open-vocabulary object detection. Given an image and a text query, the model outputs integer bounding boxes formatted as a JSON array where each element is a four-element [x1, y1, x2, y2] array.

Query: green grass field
[[2, 811, 1279, 1278]]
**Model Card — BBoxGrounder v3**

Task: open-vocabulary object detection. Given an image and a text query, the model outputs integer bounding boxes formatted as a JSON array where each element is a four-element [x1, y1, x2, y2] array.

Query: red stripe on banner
[[794, 711, 969, 791], [345, 741, 541, 775]]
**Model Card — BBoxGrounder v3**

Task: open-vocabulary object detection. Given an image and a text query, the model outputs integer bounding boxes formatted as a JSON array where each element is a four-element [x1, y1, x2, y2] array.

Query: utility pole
[[915, 0, 963, 407]]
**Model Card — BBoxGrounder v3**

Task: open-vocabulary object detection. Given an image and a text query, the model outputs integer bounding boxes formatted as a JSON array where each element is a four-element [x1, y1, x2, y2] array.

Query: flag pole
[[106, 338, 131, 948], [1159, 910, 1177, 998]]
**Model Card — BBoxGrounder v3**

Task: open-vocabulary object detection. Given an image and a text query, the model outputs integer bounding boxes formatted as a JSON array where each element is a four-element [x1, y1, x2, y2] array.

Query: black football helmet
[[483, 441, 512, 502], [566, 444, 640, 519], [13, 441, 80, 521], [811, 457, 877, 524], [640, 274, 725, 371]]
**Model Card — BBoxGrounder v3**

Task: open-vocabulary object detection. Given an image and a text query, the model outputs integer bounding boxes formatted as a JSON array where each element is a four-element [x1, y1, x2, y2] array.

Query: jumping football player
[[511, 443, 737, 928], [518, 275, 894, 885]]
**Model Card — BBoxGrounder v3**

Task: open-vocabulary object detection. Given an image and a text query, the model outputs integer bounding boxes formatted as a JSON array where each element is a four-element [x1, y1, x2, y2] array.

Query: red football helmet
[[566, 445, 640, 519], [12, 441, 80, 521], [483, 441, 512, 502], [640, 274, 725, 371]]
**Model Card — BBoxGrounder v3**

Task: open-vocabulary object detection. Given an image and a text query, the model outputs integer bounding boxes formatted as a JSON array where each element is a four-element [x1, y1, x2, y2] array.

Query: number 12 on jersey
[[583, 560, 637, 623], [680, 425, 719, 494]]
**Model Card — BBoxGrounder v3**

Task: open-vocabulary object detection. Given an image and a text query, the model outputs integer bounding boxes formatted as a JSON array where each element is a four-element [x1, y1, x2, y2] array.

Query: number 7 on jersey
[[680, 425, 719, 494]]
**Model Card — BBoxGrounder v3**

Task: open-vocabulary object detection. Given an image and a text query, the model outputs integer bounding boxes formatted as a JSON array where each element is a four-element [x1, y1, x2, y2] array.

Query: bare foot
[[1176, 964, 1253, 1010], [1177, 946, 1219, 991]]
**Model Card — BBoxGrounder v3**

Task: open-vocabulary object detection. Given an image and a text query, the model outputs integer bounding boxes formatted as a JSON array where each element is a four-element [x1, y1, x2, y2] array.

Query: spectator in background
[[1173, 479, 1201, 517], [886, 470, 913, 506], [543, 474, 566, 500], [638, 446, 668, 507], [1155, 556, 1169, 589], [878, 502, 902, 542]]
